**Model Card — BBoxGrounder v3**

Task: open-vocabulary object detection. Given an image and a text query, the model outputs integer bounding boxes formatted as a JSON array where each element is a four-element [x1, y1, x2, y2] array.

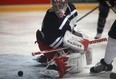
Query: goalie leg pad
[[66, 53, 84, 73], [41, 53, 84, 78], [85, 47, 93, 65], [54, 53, 84, 78], [55, 56, 70, 78]]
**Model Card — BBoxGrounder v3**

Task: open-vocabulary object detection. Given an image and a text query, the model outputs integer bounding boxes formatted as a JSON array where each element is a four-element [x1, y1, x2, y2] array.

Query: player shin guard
[[104, 37, 116, 64]]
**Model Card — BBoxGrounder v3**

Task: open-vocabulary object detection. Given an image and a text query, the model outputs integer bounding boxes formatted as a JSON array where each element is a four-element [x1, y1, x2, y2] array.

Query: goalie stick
[[32, 47, 68, 56], [89, 37, 107, 44], [76, 6, 99, 22], [32, 38, 107, 56]]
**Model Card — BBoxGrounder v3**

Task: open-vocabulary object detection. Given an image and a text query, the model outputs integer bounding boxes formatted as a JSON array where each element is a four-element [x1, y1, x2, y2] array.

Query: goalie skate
[[35, 55, 49, 64], [42, 64, 60, 78]]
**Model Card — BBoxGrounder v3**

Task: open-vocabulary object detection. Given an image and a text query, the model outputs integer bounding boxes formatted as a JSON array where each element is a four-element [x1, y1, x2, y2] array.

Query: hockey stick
[[105, 0, 116, 14], [89, 37, 107, 44], [32, 38, 107, 56], [32, 47, 68, 56], [76, 6, 99, 22]]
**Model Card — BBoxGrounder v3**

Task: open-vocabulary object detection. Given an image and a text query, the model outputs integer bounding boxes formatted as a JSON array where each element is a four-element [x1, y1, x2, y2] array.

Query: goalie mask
[[51, 0, 68, 18]]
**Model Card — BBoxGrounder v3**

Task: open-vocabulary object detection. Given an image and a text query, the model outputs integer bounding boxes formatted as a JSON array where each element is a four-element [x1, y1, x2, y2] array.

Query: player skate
[[95, 33, 102, 39], [90, 59, 113, 73]]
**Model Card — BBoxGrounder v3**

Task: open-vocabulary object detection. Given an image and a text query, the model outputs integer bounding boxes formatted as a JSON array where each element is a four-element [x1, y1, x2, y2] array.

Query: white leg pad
[[66, 53, 84, 73]]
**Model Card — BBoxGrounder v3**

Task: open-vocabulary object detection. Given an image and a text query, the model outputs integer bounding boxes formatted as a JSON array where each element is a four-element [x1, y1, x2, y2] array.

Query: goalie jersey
[[40, 2, 78, 48]]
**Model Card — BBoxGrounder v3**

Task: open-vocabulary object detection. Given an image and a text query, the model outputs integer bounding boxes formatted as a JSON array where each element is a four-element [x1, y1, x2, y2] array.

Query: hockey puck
[[110, 72, 116, 79], [18, 71, 23, 77]]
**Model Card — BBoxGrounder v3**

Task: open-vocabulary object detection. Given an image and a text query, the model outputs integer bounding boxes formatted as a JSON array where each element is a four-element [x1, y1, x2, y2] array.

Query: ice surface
[[0, 9, 115, 79]]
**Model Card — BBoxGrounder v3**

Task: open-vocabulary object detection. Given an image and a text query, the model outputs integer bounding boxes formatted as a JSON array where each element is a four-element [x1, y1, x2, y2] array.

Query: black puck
[[110, 72, 116, 79], [18, 71, 23, 77]]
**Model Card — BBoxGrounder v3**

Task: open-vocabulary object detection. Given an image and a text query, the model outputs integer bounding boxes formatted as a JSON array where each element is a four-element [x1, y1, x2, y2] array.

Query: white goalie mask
[[51, 0, 68, 18]]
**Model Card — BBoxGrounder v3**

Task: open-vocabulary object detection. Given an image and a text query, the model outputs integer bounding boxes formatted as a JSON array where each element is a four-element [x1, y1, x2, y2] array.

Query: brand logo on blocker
[[67, 40, 82, 48]]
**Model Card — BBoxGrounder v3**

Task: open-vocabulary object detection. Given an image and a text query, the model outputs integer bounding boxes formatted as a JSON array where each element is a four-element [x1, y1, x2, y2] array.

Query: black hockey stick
[[76, 6, 99, 22], [105, 0, 116, 14]]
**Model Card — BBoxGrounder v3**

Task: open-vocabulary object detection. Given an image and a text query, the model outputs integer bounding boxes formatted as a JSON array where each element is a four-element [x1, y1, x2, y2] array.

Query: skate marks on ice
[[62, 68, 112, 79], [0, 54, 113, 79], [37, 65, 112, 79], [0, 54, 56, 79]]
